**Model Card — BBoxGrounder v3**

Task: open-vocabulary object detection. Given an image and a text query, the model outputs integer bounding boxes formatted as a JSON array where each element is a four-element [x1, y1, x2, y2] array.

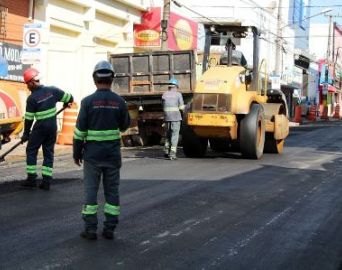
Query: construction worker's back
[[73, 60, 130, 240], [74, 88, 130, 163]]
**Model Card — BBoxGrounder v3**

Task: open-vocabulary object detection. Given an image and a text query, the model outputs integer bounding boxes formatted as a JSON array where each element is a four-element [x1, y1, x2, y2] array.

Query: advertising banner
[[168, 12, 198, 50], [133, 8, 198, 50], [0, 42, 30, 82], [134, 7, 161, 47]]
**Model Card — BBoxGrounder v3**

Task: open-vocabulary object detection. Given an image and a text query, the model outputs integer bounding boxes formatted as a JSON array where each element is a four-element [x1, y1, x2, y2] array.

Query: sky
[[309, 0, 342, 25]]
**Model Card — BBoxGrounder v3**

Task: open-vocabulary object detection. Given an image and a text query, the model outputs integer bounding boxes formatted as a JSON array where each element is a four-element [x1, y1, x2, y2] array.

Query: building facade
[[31, 0, 148, 102], [0, 0, 31, 121]]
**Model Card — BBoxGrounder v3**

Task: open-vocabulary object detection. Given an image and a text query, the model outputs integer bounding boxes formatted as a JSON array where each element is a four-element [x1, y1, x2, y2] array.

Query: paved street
[[1, 121, 342, 270]]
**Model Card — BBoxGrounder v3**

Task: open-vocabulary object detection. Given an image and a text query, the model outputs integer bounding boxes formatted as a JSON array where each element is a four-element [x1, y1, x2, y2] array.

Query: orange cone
[[307, 105, 316, 121], [57, 103, 79, 145], [293, 105, 302, 123]]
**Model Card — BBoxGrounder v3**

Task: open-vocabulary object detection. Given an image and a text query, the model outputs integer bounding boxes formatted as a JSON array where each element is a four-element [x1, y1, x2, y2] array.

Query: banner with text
[[0, 42, 30, 82]]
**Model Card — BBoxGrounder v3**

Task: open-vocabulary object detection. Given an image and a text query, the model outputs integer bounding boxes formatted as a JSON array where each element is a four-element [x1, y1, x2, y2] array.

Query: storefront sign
[[133, 8, 198, 50], [168, 12, 197, 50], [0, 42, 30, 82], [134, 7, 161, 47]]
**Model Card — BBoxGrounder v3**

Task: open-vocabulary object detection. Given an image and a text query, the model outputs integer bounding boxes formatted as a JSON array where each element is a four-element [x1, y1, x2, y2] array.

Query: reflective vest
[[162, 88, 184, 121], [24, 85, 73, 131], [73, 88, 131, 163]]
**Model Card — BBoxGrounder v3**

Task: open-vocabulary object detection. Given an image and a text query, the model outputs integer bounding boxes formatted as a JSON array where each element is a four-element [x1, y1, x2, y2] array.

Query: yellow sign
[[135, 29, 160, 42], [173, 19, 193, 50]]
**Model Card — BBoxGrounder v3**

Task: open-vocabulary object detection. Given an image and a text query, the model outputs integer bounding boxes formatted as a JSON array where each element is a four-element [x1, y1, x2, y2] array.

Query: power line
[[189, 4, 342, 9]]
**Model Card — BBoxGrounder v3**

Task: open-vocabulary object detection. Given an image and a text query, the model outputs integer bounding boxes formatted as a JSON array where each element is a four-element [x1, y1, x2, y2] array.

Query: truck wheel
[[240, 104, 265, 159], [209, 138, 230, 152], [264, 134, 284, 154], [182, 125, 208, 158]]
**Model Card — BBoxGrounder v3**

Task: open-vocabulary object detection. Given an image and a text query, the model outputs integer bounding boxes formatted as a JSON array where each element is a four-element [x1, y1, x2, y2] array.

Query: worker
[[162, 78, 184, 160], [20, 68, 73, 190], [220, 40, 248, 68], [73, 60, 130, 240]]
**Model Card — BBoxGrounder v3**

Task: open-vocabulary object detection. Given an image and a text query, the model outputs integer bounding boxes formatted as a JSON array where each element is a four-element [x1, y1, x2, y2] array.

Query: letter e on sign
[[24, 30, 40, 48]]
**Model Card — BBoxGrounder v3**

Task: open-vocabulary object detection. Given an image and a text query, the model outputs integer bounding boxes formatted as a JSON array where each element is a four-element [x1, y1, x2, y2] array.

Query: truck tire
[[209, 138, 230, 152], [182, 125, 208, 158], [240, 104, 265, 159], [264, 134, 284, 154]]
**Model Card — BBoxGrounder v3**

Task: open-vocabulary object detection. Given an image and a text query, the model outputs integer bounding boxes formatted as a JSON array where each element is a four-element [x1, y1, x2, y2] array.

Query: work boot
[[169, 152, 177, 160], [102, 230, 114, 240], [20, 175, 37, 188], [39, 177, 51, 191], [80, 230, 97, 240]]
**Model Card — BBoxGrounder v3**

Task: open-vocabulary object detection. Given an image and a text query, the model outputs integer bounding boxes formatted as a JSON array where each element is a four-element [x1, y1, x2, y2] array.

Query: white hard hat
[[93, 60, 114, 78]]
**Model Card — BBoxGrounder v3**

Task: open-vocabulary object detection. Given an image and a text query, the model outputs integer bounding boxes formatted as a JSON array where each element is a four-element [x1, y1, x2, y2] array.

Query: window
[[0, 6, 8, 38]]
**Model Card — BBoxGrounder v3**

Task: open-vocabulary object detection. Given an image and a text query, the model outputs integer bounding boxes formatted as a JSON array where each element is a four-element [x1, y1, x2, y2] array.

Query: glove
[[21, 133, 30, 143], [63, 102, 72, 109]]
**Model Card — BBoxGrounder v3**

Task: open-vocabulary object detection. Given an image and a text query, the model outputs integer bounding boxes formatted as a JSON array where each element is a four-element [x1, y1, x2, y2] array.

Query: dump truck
[[0, 80, 26, 149], [182, 25, 289, 159], [109, 50, 196, 146]]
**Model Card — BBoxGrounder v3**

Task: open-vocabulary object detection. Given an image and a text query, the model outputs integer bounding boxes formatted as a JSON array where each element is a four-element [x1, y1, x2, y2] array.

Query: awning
[[319, 84, 336, 93]]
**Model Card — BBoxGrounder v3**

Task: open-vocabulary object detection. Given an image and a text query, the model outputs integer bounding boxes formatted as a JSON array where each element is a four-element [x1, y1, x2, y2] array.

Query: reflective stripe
[[35, 107, 57, 120], [86, 129, 120, 141], [61, 93, 72, 103], [73, 127, 87, 141], [26, 165, 37, 174], [104, 203, 120, 216], [24, 112, 35, 120], [42, 166, 53, 176], [170, 146, 177, 152], [82, 204, 98, 215], [179, 105, 185, 110], [164, 107, 180, 112]]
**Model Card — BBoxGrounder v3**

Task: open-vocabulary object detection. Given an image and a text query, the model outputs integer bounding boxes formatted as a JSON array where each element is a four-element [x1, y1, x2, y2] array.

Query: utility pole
[[325, 14, 342, 63], [161, 0, 170, 51], [274, 0, 283, 75], [326, 15, 332, 63]]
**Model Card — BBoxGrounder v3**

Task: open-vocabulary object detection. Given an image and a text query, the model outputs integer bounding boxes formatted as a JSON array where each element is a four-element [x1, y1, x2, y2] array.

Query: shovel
[[0, 106, 69, 163]]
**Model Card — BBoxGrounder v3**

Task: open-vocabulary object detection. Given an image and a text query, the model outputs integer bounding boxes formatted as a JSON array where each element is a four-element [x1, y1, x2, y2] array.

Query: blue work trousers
[[82, 160, 121, 232]]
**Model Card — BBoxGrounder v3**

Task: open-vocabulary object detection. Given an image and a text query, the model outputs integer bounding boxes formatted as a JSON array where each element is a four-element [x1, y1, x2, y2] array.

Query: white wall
[[309, 23, 329, 60], [33, 0, 148, 103]]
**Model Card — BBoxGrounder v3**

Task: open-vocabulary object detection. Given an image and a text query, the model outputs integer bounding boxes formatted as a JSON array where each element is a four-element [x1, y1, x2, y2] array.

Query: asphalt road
[[1, 121, 342, 270]]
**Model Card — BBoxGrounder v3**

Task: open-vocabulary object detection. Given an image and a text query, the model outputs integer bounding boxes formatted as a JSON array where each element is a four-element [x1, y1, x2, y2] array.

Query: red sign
[[168, 12, 198, 51], [134, 7, 161, 47], [133, 7, 198, 50], [0, 90, 21, 120]]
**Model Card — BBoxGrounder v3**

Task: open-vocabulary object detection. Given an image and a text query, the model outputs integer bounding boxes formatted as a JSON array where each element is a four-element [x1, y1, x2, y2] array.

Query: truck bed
[[109, 50, 196, 97]]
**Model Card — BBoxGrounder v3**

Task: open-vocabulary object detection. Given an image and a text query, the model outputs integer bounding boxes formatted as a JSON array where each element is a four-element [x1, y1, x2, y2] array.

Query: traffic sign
[[22, 23, 43, 64]]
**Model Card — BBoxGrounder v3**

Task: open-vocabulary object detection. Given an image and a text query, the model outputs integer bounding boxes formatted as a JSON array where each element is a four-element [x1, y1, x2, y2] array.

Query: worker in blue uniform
[[20, 68, 73, 190], [73, 60, 130, 240], [162, 78, 184, 160]]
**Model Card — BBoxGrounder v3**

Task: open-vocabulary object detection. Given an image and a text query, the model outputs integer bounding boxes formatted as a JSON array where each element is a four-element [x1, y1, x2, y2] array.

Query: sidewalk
[[291, 116, 341, 127], [0, 137, 72, 164]]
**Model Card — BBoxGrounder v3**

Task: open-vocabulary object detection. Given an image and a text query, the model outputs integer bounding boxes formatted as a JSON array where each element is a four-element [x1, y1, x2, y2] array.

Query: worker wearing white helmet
[[73, 60, 130, 240]]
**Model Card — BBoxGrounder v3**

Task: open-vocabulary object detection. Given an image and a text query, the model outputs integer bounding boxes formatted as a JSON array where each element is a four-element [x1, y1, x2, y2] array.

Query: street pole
[[274, 0, 283, 75], [161, 0, 170, 51], [326, 15, 332, 62]]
